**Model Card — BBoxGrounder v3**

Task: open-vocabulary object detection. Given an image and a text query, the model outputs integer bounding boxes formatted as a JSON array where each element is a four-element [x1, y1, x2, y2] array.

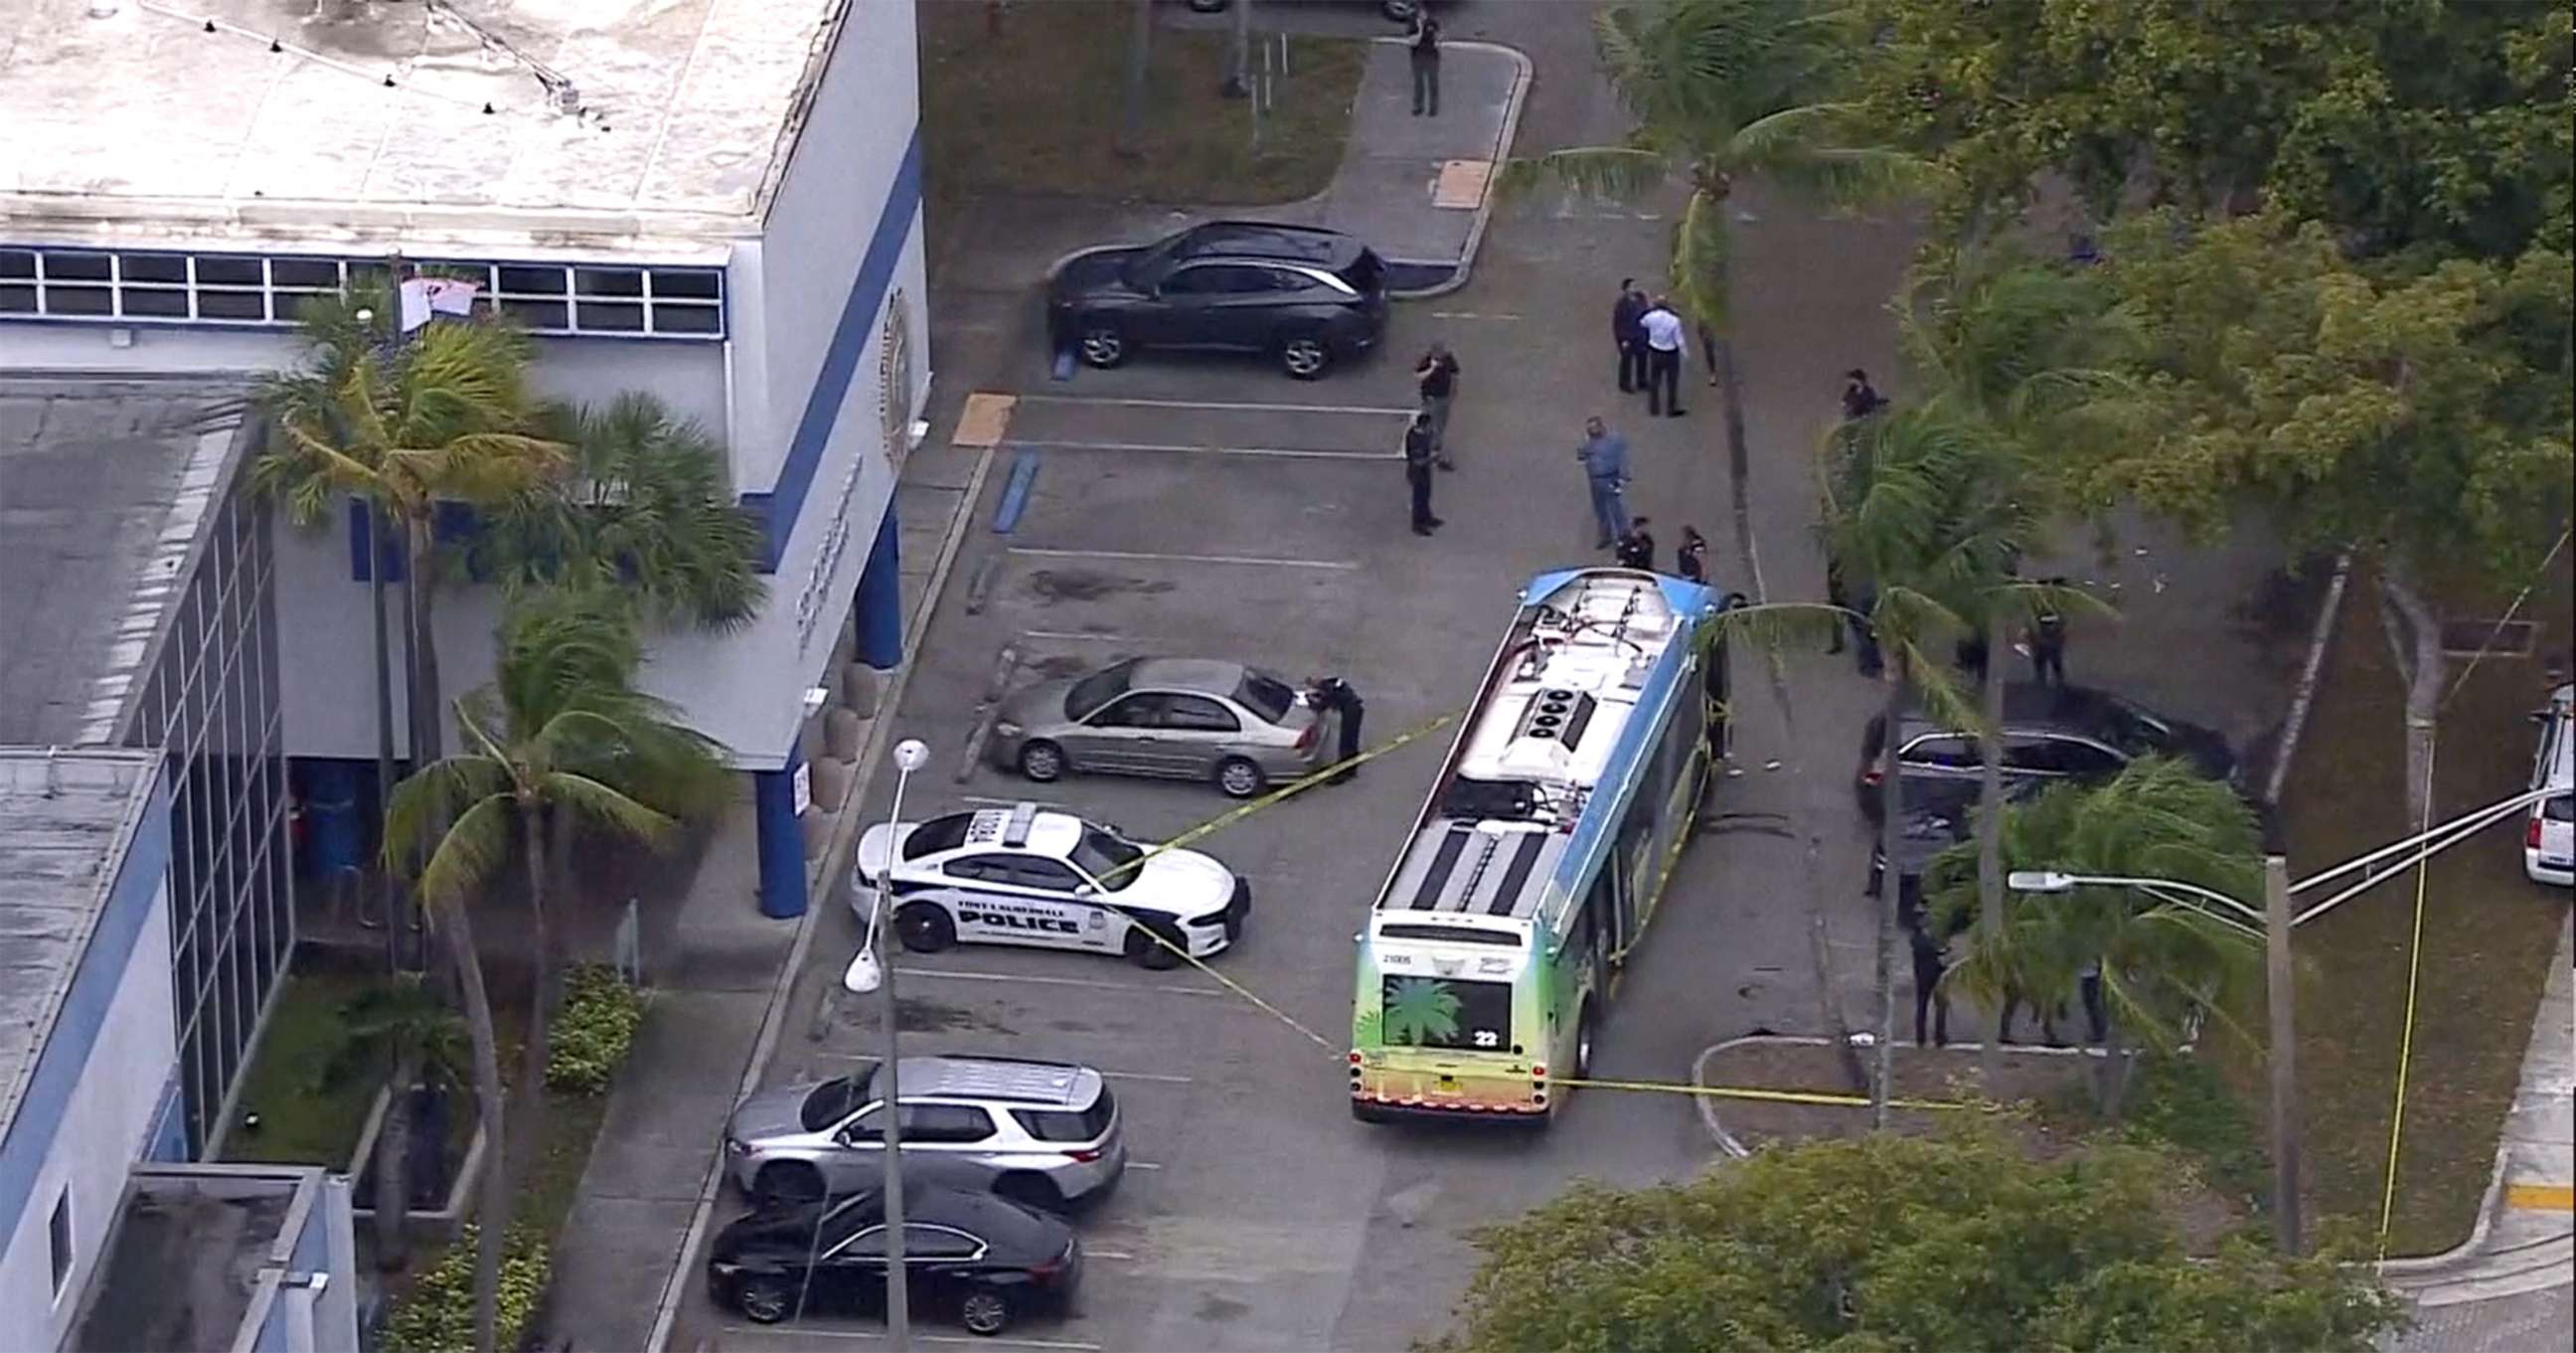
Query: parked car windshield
[[1070, 827, 1145, 891], [1065, 663, 1136, 722], [800, 1069, 876, 1131], [1236, 670, 1298, 724]]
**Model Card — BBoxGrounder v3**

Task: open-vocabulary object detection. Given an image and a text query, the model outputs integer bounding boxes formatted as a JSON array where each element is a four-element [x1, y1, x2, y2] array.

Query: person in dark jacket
[[2026, 582, 2070, 686], [1415, 342, 1461, 470], [1612, 278, 1649, 392], [1841, 368, 1886, 421], [1676, 525, 1707, 584], [1401, 414, 1442, 536], [1308, 676, 1365, 783], [1899, 886, 1954, 1048], [1407, 10, 1441, 116], [1615, 518, 1657, 572]]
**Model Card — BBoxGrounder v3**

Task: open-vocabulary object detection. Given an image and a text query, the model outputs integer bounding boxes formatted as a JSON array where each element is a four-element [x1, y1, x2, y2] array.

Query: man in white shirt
[[1640, 296, 1687, 417]]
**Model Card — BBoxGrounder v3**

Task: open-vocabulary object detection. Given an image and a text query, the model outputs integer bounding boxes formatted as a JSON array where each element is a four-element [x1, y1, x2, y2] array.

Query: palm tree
[[1928, 758, 2264, 1116], [470, 393, 768, 632], [253, 292, 566, 767], [1827, 404, 2029, 1126], [314, 973, 471, 1270], [1891, 252, 2134, 1078]]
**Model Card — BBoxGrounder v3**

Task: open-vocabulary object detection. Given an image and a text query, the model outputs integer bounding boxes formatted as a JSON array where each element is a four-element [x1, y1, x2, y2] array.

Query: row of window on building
[[0, 248, 724, 339]]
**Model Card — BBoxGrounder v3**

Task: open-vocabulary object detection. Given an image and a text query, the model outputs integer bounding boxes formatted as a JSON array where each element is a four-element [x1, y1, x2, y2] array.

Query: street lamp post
[[2006, 862, 2300, 1257], [845, 737, 929, 1351]]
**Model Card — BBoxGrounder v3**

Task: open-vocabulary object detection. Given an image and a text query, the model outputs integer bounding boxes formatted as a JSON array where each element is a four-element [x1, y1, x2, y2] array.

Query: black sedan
[[706, 1185, 1081, 1337], [1046, 221, 1388, 379]]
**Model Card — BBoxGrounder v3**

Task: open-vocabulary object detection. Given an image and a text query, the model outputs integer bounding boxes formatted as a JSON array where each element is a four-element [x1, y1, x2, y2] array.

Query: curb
[[640, 438, 998, 1353], [2263, 551, 2353, 809], [1688, 1033, 2132, 1157], [1378, 38, 1532, 302]]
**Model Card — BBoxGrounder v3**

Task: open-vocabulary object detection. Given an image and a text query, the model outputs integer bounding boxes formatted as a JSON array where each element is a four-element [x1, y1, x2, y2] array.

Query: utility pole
[[2263, 852, 2303, 1256], [1118, 0, 1153, 154]]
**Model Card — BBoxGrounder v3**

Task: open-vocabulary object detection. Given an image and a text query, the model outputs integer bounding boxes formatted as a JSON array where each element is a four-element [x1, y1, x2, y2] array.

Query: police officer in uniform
[[1402, 414, 1442, 536], [1309, 676, 1365, 784]]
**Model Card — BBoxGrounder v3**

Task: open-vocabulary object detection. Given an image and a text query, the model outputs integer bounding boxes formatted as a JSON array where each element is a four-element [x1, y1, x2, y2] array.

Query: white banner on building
[[398, 276, 480, 332]]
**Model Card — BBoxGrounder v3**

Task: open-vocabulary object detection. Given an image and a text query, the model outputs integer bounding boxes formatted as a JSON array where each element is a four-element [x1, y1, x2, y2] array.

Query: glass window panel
[[648, 268, 720, 300], [0, 250, 32, 278], [499, 298, 568, 330], [121, 287, 190, 317], [193, 255, 263, 286], [496, 264, 567, 295], [195, 289, 267, 321], [278, 293, 341, 322], [44, 252, 111, 281], [574, 266, 644, 296], [268, 258, 340, 289], [1, 284, 37, 313], [573, 299, 645, 331], [43, 284, 112, 315], [649, 302, 721, 335], [120, 254, 188, 284]]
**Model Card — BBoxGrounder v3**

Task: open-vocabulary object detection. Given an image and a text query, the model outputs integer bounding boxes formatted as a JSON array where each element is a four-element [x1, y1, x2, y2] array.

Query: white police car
[[854, 803, 1250, 969]]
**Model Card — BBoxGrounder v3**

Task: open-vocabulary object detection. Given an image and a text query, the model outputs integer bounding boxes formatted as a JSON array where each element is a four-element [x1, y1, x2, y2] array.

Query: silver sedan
[[986, 657, 1333, 797]]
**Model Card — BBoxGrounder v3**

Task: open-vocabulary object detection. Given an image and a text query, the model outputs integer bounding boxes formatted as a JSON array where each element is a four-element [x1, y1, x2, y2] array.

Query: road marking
[[2505, 1183, 2574, 1211], [1007, 547, 1360, 572], [891, 966, 1231, 999], [1000, 437, 1398, 461], [1428, 311, 1524, 322], [953, 393, 1017, 447], [1017, 629, 1166, 643], [1086, 1249, 1138, 1262], [1095, 1069, 1195, 1084], [1014, 394, 1416, 418], [721, 1324, 1102, 1351], [1127, 1160, 1164, 1170]]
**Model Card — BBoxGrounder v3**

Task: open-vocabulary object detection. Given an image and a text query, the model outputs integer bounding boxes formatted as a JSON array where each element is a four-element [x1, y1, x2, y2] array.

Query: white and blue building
[[2, 0, 931, 932]]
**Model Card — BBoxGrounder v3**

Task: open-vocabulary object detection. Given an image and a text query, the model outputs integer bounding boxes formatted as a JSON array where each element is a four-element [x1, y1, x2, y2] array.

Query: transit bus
[[1349, 567, 1732, 1123]]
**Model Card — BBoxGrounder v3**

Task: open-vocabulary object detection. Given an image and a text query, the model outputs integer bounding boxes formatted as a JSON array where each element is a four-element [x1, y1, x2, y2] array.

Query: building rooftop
[[70, 1166, 319, 1353], [0, 748, 160, 1159], [0, 377, 247, 748], [0, 0, 848, 259]]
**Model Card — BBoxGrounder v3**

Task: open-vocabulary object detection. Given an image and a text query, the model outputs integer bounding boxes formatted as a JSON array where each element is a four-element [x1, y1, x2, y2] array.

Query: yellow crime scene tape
[[1078, 710, 1978, 1115]]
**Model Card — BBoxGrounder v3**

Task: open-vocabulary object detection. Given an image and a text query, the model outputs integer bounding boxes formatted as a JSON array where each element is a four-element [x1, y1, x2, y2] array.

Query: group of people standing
[[1611, 278, 1693, 419]]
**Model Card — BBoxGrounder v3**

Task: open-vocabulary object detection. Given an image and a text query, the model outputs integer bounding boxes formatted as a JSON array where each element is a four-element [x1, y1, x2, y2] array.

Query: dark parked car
[[1856, 683, 2236, 822], [706, 1184, 1081, 1337], [1864, 776, 2043, 909], [1188, 0, 1431, 24], [1046, 221, 1388, 379]]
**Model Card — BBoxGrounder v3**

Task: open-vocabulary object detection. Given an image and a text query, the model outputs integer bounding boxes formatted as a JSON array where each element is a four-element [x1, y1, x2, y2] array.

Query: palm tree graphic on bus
[[1374, 977, 1463, 1046]]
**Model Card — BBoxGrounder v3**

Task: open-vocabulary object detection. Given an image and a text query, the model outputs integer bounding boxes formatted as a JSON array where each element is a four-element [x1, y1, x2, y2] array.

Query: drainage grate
[[2439, 618, 2537, 657]]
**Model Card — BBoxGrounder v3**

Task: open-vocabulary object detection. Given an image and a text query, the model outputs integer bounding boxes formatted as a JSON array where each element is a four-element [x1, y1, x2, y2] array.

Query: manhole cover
[[2440, 618, 2537, 657]]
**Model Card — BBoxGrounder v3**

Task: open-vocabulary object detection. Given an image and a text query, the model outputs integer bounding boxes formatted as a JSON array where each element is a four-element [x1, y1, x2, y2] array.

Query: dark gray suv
[[1046, 221, 1388, 379]]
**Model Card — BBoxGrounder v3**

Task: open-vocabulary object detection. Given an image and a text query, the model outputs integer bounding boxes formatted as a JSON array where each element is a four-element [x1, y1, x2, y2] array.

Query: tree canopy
[[1850, 0, 2572, 260], [1425, 1130, 2406, 1353]]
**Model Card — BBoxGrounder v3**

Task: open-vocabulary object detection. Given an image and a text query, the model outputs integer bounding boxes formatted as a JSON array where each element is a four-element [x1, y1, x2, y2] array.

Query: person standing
[[1574, 416, 1632, 550], [1901, 888, 1953, 1048], [1401, 413, 1442, 537], [1616, 518, 1657, 572], [1640, 296, 1687, 417], [1309, 676, 1366, 783], [1676, 526, 1708, 584], [1415, 342, 1461, 470], [1407, 10, 1442, 116], [2026, 582, 2069, 686], [1611, 279, 1648, 392]]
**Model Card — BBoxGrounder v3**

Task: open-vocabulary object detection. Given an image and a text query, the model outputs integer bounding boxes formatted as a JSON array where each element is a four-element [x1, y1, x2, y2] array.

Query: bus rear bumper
[[1349, 1092, 1551, 1125]]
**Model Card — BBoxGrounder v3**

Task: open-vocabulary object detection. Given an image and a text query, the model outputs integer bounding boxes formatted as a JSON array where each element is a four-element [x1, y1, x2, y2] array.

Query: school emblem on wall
[[880, 289, 914, 474]]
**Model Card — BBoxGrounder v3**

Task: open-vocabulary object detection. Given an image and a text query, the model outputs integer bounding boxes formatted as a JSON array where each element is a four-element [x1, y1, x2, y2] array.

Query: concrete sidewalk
[[2382, 916, 2574, 1345], [1322, 39, 1530, 293], [538, 434, 993, 1353]]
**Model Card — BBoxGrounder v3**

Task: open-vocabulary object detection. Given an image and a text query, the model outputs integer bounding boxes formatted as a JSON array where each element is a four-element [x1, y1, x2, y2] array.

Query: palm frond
[[541, 769, 677, 850], [1707, 598, 1850, 653], [1670, 188, 1734, 333], [383, 755, 512, 872], [412, 794, 515, 910], [1498, 146, 1674, 207]]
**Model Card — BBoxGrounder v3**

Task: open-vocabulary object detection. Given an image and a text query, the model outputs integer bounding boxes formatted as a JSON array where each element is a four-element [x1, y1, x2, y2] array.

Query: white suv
[[2525, 682, 2572, 887], [856, 802, 1250, 968]]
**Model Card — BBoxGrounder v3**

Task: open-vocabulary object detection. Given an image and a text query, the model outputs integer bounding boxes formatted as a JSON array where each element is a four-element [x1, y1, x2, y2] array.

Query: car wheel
[[1125, 925, 1183, 970], [1214, 756, 1265, 799], [1279, 331, 1332, 380], [896, 902, 957, 953], [995, 1172, 1064, 1214], [752, 1162, 825, 1207], [1574, 1001, 1599, 1081], [960, 1286, 1017, 1337], [735, 1274, 796, 1325], [1188, 0, 1229, 10], [1077, 319, 1127, 369], [1018, 740, 1066, 782]]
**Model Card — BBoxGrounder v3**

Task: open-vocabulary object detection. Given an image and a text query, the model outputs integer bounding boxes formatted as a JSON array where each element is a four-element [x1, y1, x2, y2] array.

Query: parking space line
[[1127, 1161, 1164, 1170], [1095, 1069, 1195, 1084], [1000, 437, 1399, 461], [1015, 394, 1416, 418], [1086, 1250, 1138, 1261], [1007, 547, 1361, 572], [720, 1324, 1103, 1351], [1016, 630, 1168, 644], [891, 966, 1231, 999]]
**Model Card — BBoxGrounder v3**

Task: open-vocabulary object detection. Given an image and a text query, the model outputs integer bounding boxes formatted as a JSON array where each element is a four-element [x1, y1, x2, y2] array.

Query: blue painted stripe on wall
[[741, 125, 926, 574], [0, 766, 175, 1247]]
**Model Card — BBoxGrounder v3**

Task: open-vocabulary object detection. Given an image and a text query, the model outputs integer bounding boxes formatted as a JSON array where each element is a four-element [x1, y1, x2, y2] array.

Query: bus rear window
[[1376, 924, 1522, 946], [1378, 976, 1513, 1052]]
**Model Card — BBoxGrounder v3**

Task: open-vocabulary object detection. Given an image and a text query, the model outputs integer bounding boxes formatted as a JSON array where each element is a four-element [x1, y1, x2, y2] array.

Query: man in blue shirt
[[1575, 417, 1632, 550]]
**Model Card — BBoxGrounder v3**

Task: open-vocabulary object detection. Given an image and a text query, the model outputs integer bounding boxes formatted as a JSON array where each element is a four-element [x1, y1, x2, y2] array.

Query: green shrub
[[2121, 1052, 2273, 1208], [380, 1225, 548, 1353], [545, 963, 644, 1096]]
